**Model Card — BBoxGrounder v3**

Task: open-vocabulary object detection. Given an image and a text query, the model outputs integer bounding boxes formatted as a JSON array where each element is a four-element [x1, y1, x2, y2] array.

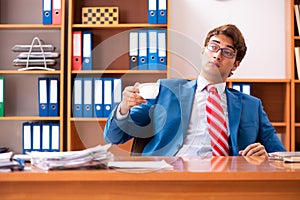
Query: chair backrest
[[130, 137, 153, 156]]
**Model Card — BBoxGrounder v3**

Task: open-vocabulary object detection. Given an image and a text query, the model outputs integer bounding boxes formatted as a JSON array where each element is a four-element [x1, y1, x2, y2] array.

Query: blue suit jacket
[[104, 79, 286, 156]]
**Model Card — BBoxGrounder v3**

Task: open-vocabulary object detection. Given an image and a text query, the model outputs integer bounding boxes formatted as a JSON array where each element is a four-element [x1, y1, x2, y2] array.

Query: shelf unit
[[290, 0, 300, 151], [0, 0, 66, 153], [67, 0, 169, 155]]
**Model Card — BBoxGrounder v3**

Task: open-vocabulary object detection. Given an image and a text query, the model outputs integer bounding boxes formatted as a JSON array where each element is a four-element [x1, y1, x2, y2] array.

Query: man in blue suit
[[104, 24, 286, 156]]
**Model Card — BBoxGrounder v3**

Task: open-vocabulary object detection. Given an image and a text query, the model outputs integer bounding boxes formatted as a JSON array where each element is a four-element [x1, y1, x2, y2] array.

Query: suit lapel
[[179, 80, 197, 135], [226, 88, 242, 154]]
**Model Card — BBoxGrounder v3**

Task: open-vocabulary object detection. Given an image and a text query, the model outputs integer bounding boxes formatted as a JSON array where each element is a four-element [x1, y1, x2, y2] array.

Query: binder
[[103, 78, 113, 117], [22, 122, 32, 154], [158, 0, 167, 24], [138, 30, 148, 70], [48, 77, 59, 116], [50, 123, 60, 152], [73, 78, 83, 117], [82, 31, 93, 70], [93, 78, 103, 118], [0, 77, 4, 117], [148, 30, 158, 70], [52, 0, 61, 25], [42, 123, 51, 152], [113, 78, 122, 110], [72, 31, 82, 70], [42, 0, 52, 25], [148, 0, 157, 24], [38, 77, 49, 117], [157, 29, 167, 70], [241, 83, 251, 95], [129, 31, 138, 70], [32, 123, 42, 151], [83, 78, 93, 117], [232, 83, 241, 91]]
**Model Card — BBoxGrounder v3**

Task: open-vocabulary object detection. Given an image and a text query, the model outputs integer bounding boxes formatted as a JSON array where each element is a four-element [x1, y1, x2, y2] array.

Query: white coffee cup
[[138, 83, 160, 99]]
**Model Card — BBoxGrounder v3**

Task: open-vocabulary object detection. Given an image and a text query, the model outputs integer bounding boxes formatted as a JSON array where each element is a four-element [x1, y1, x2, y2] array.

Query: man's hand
[[239, 143, 268, 156], [119, 82, 146, 115]]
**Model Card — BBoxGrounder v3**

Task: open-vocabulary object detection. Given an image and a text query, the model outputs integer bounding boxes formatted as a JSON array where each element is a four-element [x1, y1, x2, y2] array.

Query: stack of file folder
[[42, 0, 62, 25], [129, 29, 167, 70], [38, 77, 59, 117], [73, 77, 122, 118], [72, 31, 93, 70], [148, 0, 168, 24], [27, 144, 113, 170], [22, 122, 60, 154]]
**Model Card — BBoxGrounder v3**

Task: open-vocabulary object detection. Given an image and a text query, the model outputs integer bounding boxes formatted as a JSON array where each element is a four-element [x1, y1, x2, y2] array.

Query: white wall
[[169, 0, 286, 79]]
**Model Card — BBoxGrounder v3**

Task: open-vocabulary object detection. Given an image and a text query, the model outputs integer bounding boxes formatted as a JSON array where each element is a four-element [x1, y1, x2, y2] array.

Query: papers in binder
[[83, 78, 93, 117], [27, 144, 113, 170], [52, 0, 61, 25], [157, 29, 167, 70], [138, 30, 148, 70], [158, 0, 167, 24], [94, 78, 103, 118], [0, 77, 4, 117], [73, 78, 83, 117], [129, 31, 138, 69], [148, 0, 157, 24], [48, 78, 59, 116], [42, 0, 52, 25], [38, 78, 49, 116], [82, 31, 93, 70], [148, 30, 158, 70]]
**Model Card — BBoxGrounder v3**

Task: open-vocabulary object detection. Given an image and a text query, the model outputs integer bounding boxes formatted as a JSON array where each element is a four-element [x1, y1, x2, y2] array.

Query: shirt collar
[[196, 75, 226, 94]]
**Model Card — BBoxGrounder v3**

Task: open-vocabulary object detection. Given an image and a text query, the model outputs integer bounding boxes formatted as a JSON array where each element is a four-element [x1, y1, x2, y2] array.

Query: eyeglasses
[[206, 42, 236, 59]]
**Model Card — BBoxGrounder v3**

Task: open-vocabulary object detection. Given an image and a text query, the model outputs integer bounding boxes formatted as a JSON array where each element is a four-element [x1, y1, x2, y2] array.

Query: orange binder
[[52, 0, 61, 25], [72, 31, 82, 70]]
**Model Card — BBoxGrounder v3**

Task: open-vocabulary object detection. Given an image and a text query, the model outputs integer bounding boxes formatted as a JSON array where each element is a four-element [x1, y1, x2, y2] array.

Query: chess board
[[82, 7, 119, 25]]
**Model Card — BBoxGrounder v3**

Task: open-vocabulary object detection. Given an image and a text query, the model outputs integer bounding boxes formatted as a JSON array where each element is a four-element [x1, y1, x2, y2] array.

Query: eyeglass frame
[[206, 42, 237, 59]]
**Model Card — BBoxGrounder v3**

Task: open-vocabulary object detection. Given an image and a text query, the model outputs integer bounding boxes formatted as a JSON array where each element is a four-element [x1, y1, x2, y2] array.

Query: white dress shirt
[[176, 76, 229, 156]]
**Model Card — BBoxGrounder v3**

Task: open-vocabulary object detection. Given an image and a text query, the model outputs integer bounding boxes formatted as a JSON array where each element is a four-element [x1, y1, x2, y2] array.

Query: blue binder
[[82, 31, 93, 70], [138, 30, 148, 70], [73, 78, 83, 117], [157, 29, 167, 70], [93, 78, 103, 118], [148, 0, 157, 24], [22, 122, 32, 154], [103, 78, 113, 117], [158, 0, 167, 24], [48, 77, 59, 116], [32, 123, 42, 152], [42, 0, 52, 25], [38, 77, 49, 117], [113, 78, 122, 110], [41, 123, 51, 152], [148, 30, 158, 70], [83, 78, 93, 117], [50, 123, 60, 152]]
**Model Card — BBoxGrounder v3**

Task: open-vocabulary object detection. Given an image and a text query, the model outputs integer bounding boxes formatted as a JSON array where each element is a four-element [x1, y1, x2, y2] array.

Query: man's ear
[[231, 60, 240, 72]]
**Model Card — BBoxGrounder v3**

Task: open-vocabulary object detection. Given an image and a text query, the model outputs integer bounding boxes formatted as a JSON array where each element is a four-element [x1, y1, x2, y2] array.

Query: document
[[268, 151, 300, 161], [107, 160, 173, 169]]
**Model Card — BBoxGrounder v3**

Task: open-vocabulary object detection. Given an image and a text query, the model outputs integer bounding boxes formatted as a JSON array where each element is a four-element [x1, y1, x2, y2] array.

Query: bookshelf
[[0, 0, 65, 153], [291, 0, 300, 151], [67, 0, 169, 155]]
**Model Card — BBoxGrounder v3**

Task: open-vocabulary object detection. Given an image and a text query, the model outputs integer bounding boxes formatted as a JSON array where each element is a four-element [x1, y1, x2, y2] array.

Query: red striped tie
[[206, 85, 229, 156]]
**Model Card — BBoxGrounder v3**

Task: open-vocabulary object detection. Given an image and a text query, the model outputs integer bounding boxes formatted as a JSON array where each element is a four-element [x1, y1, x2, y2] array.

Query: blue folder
[[42, 0, 52, 25]]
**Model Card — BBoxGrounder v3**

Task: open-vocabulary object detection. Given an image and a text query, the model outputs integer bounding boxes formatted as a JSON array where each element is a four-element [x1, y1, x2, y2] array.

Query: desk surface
[[1, 156, 300, 200]]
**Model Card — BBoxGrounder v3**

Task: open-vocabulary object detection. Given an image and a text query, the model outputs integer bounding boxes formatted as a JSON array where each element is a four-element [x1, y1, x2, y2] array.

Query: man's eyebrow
[[210, 39, 235, 51]]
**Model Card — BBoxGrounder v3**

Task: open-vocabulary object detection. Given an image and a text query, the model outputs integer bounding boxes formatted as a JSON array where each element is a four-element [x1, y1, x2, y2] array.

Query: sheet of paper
[[107, 160, 173, 169]]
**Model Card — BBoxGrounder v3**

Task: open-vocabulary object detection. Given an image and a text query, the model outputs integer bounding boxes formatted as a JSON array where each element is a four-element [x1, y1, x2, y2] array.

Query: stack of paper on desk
[[27, 144, 113, 170], [0, 152, 25, 171], [268, 151, 300, 162]]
